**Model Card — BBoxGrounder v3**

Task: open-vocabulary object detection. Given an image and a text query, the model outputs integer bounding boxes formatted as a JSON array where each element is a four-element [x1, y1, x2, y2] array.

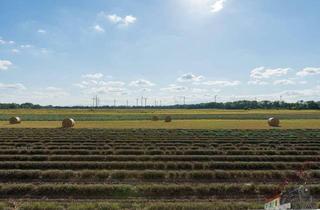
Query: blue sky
[[0, 0, 320, 106]]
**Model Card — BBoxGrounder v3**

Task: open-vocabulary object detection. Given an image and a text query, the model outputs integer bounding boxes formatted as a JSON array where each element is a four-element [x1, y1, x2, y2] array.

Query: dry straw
[[62, 118, 75, 128], [268, 117, 280, 127], [164, 116, 172, 123], [9, 117, 21, 124]]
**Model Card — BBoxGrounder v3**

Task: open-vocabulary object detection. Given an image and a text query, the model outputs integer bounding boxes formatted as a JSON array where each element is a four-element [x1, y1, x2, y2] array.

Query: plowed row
[[0, 128, 319, 209]]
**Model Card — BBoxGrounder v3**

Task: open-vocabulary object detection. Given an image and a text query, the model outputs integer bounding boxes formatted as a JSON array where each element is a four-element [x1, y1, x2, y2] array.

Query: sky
[[0, 0, 320, 106]]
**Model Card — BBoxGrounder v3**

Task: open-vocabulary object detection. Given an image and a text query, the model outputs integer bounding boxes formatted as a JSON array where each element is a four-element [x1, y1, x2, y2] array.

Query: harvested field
[[0, 109, 319, 121], [1, 119, 320, 129], [0, 128, 319, 209]]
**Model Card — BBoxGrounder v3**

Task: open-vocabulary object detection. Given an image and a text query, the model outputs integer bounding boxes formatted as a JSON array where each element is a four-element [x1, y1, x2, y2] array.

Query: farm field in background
[[0, 128, 319, 209], [0, 109, 320, 121], [1, 119, 320, 129]]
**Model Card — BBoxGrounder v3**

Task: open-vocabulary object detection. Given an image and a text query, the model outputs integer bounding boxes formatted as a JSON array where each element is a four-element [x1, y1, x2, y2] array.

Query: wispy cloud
[[20, 44, 33, 49], [0, 83, 26, 90], [161, 84, 188, 92], [273, 79, 295, 85], [202, 80, 241, 87], [11, 49, 20, 54], [296, 67, 320, 77], [37, 29, 47, 34], [99, 12, 137, 27], [0, 37, 15, 45], [93, 24, 105, 33], [210, 0, 226, 13], [129, 79, 155, 87], [250, 67, 290, 80], [82, 73, 104, 79], [0, 60, 13, 71], [177, 73, 204, 82]]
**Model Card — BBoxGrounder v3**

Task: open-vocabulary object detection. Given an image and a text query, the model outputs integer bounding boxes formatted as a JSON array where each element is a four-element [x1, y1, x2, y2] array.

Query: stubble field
[[0, 109, 319, 209]]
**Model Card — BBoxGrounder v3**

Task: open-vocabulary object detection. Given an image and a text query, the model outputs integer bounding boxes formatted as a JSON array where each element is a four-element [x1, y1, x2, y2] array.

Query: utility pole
[[92, 96, 99, 108], [114, 99, 116, 107], [126, 100, 129, 107], [144, 97, 147, 107], [92, 97, 95, 108], [96, 96, 99, 108], [136, 98, 139, 107], [183, 96, 186, 105], [214, 95, 217, 103], [159, 100, 162, 107], [141, 96, 143, 107]]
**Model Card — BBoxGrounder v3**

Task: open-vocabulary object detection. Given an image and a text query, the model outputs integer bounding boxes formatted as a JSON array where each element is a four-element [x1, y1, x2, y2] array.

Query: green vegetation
[[1, 100, 320, 110]]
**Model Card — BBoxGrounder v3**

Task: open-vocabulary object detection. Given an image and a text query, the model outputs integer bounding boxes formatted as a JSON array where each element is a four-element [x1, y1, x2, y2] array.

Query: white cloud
[[104, 13, 137, 26], [250, 67, 290, 79], [99, 81, 125, 87], [129, 79, 155, 87], [82, 73, 104, 79], [161, 84, 188, 92], [0, 83, 26, 90], [122, 15, 137, 26], [202, 80, 241, 87], [76, 75, 127, 95], [296, 67, 320, 77], [0, 37, 15, 45], [0, 60, 13, 71], [46, 87, 63, 91], [93, 24, 105, 33], [107, 14, 122, 24], [0, 38, 5, 45], [11, 49, 20, 54], [177, 73, 204, 82], [210, 0, 226, 13], [37, 29, 46, 34], [248, 80, 268, 85], [191, 88, 208, 93], [273, 79, 295, 85], [20, 44, 32, 49], [32, 87, 69, 98], [280, 86, 320, 99]]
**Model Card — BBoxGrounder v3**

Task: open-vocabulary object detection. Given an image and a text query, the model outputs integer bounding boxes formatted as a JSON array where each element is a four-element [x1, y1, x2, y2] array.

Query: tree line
[[0, 100, 319, 110]]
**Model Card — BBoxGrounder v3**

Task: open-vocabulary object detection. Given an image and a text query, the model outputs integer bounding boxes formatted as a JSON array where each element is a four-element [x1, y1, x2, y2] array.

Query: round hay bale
[[9, 117, 21, 124], [164, 116, 172, 123], [62, 118, 75, 128], [152, 116, 159, 121], [268, 117, 280, 127]]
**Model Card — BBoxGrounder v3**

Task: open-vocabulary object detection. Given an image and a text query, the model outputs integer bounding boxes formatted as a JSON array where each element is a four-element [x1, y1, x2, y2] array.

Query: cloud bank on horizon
[[0, 0, 319, 106]]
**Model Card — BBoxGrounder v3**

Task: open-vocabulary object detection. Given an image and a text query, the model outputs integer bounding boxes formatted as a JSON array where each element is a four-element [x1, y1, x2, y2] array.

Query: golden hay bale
[[152, 116, 159, 121], [164, 116, 172, 123], [9, 117, 21, 124], [268, 117, 280, 127], [62, 118, 75, 128]]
